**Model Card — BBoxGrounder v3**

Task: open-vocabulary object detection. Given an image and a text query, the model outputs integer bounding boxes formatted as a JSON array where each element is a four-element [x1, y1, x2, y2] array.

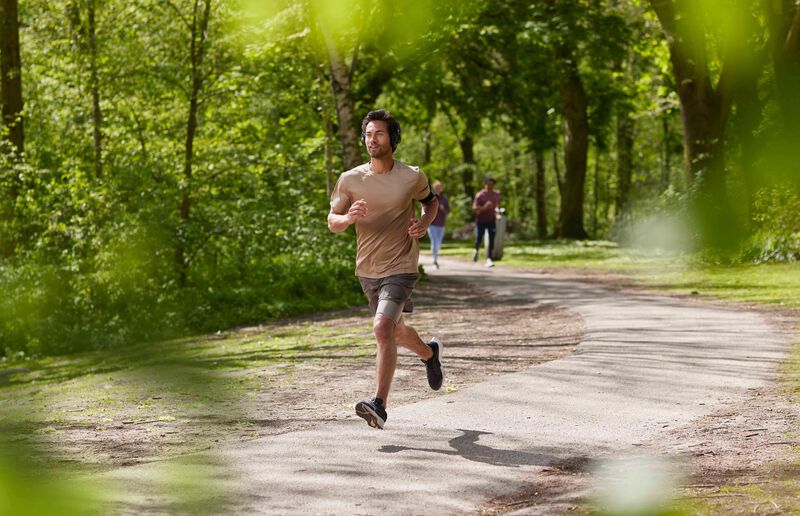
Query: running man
[[472, 176, 501, 267], [327, 109, 444, 430]]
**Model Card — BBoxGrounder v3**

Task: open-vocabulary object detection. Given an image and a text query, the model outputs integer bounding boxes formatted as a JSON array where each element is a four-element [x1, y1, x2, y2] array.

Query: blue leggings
[[427, 225, 445, 260]]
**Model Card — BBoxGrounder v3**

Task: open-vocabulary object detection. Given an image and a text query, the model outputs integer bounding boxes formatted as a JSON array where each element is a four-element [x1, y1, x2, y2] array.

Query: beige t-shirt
[[330, 161, 432, 278]]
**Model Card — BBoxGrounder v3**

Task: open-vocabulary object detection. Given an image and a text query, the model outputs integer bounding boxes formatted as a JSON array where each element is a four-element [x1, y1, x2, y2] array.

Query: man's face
[[485, 180, 495, 190], [364, 120, 392, 159]]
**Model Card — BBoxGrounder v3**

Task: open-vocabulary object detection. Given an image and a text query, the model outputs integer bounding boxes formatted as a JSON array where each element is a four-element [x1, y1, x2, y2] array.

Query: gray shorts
[[358, 273, 419, 323]]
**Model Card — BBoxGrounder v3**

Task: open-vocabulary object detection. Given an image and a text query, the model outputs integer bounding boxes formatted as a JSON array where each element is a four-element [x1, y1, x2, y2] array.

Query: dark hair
[[484, 177, 496, 184], [361, 109, 402, 151]]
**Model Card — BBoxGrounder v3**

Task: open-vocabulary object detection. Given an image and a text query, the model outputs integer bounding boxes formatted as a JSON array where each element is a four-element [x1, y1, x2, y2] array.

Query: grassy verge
[[440, 239, 800, 307]]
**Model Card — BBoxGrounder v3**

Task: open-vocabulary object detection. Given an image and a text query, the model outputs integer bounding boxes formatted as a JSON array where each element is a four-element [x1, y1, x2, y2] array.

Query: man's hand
[[347, 199, 368, 223], [408, 217, 428, 239], [328, 199, 368, 233]]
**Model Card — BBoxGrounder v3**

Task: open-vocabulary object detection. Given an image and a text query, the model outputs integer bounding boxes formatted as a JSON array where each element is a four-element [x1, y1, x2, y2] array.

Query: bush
[[738, 185, 800, 263], [0, 249, 362, 359]]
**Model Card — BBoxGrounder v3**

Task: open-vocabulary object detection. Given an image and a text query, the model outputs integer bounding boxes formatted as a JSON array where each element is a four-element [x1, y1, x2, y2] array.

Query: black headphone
[[361, 122, 402, 151]]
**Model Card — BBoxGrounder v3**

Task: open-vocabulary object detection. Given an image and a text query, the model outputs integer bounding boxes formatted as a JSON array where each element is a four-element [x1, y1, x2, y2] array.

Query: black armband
[[419, 180, 435, 203]]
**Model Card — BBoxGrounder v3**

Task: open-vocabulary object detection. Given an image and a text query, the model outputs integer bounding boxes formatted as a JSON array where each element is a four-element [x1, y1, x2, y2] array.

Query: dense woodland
[[0, 0, 798, 357]]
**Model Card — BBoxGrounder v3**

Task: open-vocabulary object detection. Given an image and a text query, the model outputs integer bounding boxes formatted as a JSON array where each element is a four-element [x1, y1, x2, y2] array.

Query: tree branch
[[164, 0, 193, 32]]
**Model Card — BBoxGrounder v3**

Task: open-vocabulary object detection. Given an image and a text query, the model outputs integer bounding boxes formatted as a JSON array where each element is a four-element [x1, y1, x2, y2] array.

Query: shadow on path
[[379, 429, 559, 468]]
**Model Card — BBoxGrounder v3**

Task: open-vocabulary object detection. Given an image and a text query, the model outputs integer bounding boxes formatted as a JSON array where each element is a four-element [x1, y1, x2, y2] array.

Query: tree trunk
[[592, 149, 600, 238], [615, 107, 634, 217], [649, 0, 727, 189], [324, 111, 334, 197], [176, 0, 211, 287], [423, 95, 436, 165], [318, 22, 362, 171], [0, 0, 22, 257], [459, 134, 476, 200], [661, 115, 671, 188], [88, 0, 103, 179], [555, 49, 589, 239], [315, 67, 335, 196], [0, 0, 24, 157], [553, 148, 563, 198], [767, 1, 800, 135], [534, 149, 547, 239], [732, 48, 763, 215]]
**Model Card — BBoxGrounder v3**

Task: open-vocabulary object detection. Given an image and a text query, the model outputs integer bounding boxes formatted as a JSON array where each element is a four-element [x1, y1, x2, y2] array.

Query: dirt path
[[473, 265, 800, 514], [90, 256, 797, 514]]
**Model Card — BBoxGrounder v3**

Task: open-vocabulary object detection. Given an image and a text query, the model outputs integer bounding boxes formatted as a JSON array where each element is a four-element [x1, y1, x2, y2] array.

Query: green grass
[[441, 239, 800, 308], [675, 476, 800, 515]]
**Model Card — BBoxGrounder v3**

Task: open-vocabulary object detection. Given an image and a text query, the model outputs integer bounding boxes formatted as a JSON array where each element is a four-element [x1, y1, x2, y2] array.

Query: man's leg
[[474, 222, 485, 261], [355, 274, 432, 428], [396, 317, 444, 391], [354, 312, 397, 430], [372, 314, 398, 402], [395, 317, 433, 360], [487, 222, 496, 259]]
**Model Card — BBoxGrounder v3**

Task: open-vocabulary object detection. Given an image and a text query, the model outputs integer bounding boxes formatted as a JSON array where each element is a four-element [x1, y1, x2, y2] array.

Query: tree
[[316, 13, 362, 170], [0, 0, 24, 157], [175, 0, 212, 287], [767, 0, 800, 136], [66, 0, 106, 178], [0, 0, 23, 258], [554, 38, 590, 239], [647, 1, 730, 244], [615, 101, 634, 219], [312, 1, 432, 171], [540, 0, 607, 239], [499, 0, 560, 238], [87, 0, 103, 178], [424, 0, 500, 200]]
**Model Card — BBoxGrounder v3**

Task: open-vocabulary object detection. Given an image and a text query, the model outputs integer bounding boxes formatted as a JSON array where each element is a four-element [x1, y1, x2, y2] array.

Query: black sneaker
[[422, 338, 444, 390], [355, 397, 387, 429]]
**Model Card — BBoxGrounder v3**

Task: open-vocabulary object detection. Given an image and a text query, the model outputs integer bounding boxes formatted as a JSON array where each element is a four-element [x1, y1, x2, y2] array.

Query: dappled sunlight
[[2, 0, 799, 511]]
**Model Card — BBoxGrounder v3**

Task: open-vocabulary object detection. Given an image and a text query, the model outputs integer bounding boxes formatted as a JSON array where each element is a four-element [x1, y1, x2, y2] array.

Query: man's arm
[[408, 197, 439, 239], [328, 199, 367, 233], [472, 193, 490, 214]]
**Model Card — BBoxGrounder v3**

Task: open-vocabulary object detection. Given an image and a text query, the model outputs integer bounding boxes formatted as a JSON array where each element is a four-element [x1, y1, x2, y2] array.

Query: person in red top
[[472, 177, 501, 267]]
